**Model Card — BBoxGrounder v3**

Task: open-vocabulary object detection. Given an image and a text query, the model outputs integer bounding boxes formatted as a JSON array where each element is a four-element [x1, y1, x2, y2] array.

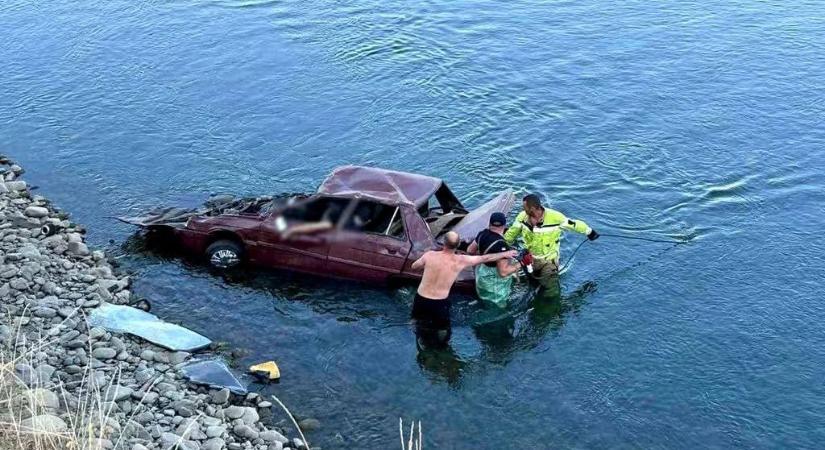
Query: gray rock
[[161, 432, 199, 450], [134, 411, 155, 425], [267, 443, 284, 450], [240, 407, 259, 425], [292, 438, 306, 449], [210, 388, 230, 405], [176, 418, 207, 440], [89, 327, 106, 339], [21, 388, 60, 410], [224, 405, 245, 419], [123, 420, 151, 440], [169, 351, 190, 365], [139, 349, 155, 361], [92, 347, 117, 360], [68, 241, 90, 256], [10, 277, 30, 291], [105, 385, 134, 402], [174, 399, 196, 417], [6, 180, 27, 191], [132, 444, 149, 450], [20, 414, 67, 433], [24, 206, 49, 218], [32, 364, 55, 385], [233, 424, 258, 440], [206, 425, 226, 438], [202, 438, 225, 450], [138, 391, 159, 405], [135, 367, 156, 383], [259, 430, 289, 444], [33, 307, 56, 318]]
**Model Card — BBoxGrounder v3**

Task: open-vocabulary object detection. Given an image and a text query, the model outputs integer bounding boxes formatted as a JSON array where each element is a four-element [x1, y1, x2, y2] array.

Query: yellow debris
[[249, 361, 280, 380]]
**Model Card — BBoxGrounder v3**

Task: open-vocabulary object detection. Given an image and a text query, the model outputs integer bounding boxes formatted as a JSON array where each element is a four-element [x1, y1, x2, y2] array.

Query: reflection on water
[[4, 0, 825, 447], [130, 229, 598, 389]]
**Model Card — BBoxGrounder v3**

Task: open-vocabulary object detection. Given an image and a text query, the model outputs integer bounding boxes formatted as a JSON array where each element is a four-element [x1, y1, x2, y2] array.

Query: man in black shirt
[[467, 212, 521, 308]]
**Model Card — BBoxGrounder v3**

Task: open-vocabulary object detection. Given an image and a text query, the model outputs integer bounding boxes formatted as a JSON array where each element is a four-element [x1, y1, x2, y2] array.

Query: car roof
[[316, 165, 443, 207]]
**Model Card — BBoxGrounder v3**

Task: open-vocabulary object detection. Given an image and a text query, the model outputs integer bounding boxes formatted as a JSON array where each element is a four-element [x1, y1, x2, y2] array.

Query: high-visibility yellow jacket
[[504, 208, 591, 260]]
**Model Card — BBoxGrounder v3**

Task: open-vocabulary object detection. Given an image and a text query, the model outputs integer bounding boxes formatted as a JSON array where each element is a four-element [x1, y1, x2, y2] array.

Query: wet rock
[[24, 206, 49, 218], [298, 418, 321, 431], [293, 438, 307, 449]]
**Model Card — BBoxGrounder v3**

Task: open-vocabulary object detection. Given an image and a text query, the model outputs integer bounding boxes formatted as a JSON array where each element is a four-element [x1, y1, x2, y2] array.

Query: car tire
[[205, 239, 244, 269]]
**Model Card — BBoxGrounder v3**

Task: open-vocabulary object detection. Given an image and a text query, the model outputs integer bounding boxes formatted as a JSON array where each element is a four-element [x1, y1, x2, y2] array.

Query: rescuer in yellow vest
[[504, 194, 599, 286]]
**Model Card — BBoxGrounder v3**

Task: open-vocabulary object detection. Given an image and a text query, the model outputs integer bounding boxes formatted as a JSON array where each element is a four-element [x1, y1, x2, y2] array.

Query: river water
[[2, 0, 825, 448]]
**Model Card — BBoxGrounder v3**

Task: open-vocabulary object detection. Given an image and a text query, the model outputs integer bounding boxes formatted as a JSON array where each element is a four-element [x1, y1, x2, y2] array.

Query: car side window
[[345, 201, 405, 239], [281, 197, 349, 224]]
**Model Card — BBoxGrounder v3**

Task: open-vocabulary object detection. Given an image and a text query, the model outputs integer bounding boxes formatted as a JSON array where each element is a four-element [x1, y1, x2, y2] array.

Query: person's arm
[[283, 221, 333, 239], [466, 240, 479, 255], [496, 258, 521, 277], [560, 215, 599, 240], [411, 252, 429, 270], [460, 250, 518, 268], [503, 212, 525, 244]]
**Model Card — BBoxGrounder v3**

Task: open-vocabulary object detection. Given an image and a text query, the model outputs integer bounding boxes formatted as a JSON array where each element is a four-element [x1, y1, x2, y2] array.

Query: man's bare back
[[412, 231, 517, 300]]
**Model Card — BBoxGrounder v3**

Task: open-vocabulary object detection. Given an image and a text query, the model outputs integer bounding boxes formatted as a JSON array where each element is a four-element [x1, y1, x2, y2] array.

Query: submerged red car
[[121, 166, 515, 288]]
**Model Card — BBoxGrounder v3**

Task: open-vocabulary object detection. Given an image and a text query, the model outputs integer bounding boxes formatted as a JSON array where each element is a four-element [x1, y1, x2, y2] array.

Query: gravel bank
[[0, 155, 310, 450]]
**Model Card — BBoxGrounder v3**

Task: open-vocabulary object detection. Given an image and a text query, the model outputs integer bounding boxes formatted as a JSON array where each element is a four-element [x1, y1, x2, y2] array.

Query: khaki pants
[[532, 257, 559, 287]]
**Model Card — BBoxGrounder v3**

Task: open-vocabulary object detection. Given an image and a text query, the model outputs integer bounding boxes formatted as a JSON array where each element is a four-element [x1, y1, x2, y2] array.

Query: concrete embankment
[[0, 155, 311, 450]]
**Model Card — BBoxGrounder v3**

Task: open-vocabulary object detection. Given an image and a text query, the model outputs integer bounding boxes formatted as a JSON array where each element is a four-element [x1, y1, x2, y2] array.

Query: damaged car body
[[119, 166, 515, 290]]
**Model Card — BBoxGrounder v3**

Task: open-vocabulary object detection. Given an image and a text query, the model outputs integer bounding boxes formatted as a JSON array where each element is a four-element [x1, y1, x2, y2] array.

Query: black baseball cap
[[489, 212, 507, 227]]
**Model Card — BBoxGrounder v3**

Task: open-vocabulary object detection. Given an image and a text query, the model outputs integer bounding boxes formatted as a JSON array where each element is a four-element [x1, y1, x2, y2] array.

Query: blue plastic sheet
[[89, 303, 211, 352], [181, 359, 247, 394]]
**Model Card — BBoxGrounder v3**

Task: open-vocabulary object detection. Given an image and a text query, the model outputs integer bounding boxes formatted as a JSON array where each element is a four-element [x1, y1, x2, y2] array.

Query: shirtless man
[[410, 231, 517, 346]]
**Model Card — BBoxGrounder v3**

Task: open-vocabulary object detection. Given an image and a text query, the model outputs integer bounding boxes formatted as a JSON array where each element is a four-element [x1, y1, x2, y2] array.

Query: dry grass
[[0, 308, 169, 450], [399, 418, 422, 450]]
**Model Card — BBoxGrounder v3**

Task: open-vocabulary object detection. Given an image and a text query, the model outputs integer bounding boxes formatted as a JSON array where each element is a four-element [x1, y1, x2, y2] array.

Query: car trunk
[[450, 188, 515, 241]]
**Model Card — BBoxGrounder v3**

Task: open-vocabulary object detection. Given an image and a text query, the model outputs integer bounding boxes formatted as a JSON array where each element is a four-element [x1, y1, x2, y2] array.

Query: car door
[[326, 201, 412, 283], [253, 196, 349, 275]]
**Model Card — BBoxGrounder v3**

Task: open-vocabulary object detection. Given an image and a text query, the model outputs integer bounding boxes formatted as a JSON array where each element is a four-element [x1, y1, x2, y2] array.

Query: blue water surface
[[2, 0, 825, 448]]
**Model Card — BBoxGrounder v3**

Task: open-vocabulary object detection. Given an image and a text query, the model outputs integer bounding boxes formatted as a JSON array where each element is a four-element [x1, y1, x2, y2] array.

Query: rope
[[596, 232, 687, 244], [557, 231, 689, 273], [557, 238, 588, 273]]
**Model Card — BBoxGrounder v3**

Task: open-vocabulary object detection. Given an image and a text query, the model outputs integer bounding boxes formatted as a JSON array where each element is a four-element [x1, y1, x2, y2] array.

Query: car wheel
[[205, 239, 243, 269]]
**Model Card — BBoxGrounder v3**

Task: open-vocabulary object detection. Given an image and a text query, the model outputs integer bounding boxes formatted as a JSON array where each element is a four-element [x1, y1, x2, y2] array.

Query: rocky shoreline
[[0, 155, 310, 450]]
